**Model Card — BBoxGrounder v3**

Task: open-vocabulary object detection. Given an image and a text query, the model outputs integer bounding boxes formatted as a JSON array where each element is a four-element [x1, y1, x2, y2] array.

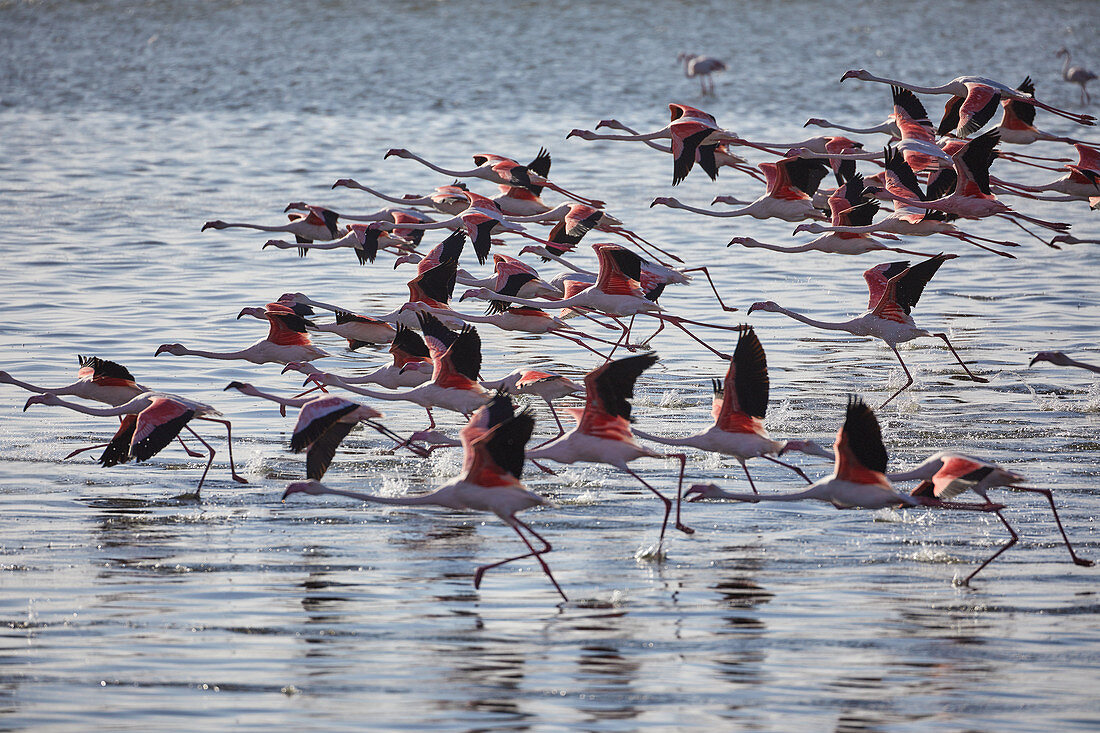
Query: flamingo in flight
[[633, 326, 833, 494], [686, 397, 1009, 584], [992, 143, 1100, 201], [262, 221, 414, 264], [301, 311, 490, 437], [839, 68, 1095, 126], [729, 172, 943, 257], [526, 353, 691, 556], [383, 147, 603, 208], [156, 303, 330, 365], [889, 452, 1093, 584], [282, 392, 568, 602], [332, 178, 472, 216], [224, 382, 425, 475], [461, 242, 746, 360], [792, 147, 1020, 257], [1029, 351, 1100, 374], [202, 203, 342, 243], [481, 369, 584, 445], [651, 155, 830, 222], [0, 356, 206, 459], [994, 78, 1094, 147], [284, 324, 434, 392], [23, 391, 248, 500], [678, 53, 727, 96], [1057, 48, 1097, 105], [748, 254, 988, 407]]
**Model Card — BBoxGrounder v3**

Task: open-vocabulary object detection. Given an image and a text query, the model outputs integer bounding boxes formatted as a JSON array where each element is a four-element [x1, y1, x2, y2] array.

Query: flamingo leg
[[622, 464, 673, 555], [881, 343, 915, 408], [552, 332, 616, 359], [64, 442, 109, 460], [679, 267, 738, 312], [181, 425, 216, 499], [176, 436, 205, 457], [931, 333, 989, 383], [639, 317, 664, 347], [962, 510, 1018, 586], [653, 316, 732, 360], [943, 231, 1018, 258], [197, 417, 249, 483], [1009, 487, 1094, 567], [474, 518, 567, 602], [761, 454, 814, 484], [663, 452, 693, 534], [738, 458, 759, 495]]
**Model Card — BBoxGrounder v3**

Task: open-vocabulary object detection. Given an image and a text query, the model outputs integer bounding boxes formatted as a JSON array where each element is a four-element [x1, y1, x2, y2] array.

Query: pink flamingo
[[1030, 351, 1100, 374], [748, 254, 988, 407], [282, 392, 568, 601], [155, 303, 330, 365]]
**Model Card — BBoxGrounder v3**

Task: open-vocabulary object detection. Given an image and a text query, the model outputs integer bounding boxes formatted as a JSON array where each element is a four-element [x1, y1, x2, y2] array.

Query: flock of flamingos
[[7, 66, 1100, 603]]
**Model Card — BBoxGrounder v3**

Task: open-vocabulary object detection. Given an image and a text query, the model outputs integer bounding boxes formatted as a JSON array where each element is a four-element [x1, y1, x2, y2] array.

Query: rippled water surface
[[2, 1, 1100, 730]]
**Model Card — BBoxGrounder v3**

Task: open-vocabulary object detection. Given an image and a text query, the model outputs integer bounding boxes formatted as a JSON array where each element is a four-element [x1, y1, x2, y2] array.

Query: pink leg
[[881, 343, 915, 408], [679, 267, 738, 312], [64, 442, 109, 460], [197, 417, 249, 483], [931, 333, 988, 383], [762, 454, 813, 484], [738, 459, 759, 494], [664, 452, 693, 534], [181, 425, 216, 500], [963, 510, 1018, 586], [1010, 487, 1094, 567], [654, 316, 732, 360], [474, 518, 568, 602], [622, 464, 673, 554]]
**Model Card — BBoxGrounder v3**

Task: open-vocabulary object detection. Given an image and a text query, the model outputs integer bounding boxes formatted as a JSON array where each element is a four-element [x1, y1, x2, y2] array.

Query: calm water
[[2, 1, 1099, 730]]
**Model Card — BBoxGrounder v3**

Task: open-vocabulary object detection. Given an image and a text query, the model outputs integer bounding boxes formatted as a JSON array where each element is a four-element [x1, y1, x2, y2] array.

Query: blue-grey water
[[2, 1, 1099, 730]]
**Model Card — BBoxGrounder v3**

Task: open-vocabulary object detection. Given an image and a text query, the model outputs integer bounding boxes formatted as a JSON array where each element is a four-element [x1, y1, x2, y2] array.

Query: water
[[2, 1, 1099, 730]]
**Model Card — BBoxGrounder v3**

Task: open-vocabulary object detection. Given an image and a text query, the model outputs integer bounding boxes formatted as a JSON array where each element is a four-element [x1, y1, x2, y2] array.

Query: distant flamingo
[[155, 304, 330, 365], [383, 147, 603, 208], [889, 451, 1093, 583], [24, 391, 248, 500], [651, 155, 830, 222], [633, 326, 833, 494], [840, 68, 1095, 126], [748, 254, 988, 407], [1057, 48, 1097, 105], [481, 369, 584, 444], [678, 53, 727, 96], [526, 353, 690, 556], [282, 392, 568, 601], [1029, 351, 1100, 374]]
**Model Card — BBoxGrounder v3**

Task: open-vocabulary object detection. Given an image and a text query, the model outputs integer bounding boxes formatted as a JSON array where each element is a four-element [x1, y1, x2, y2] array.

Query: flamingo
[[748, 254, 988, 407], [839, 68, 1095, 126], [804, 116, 901, 139], [792, 147, 1020, 258], [678, 53, 727, 96], [301, 312, 489, 436], [728, 173, 942, 257], [526, 353, 691, 556], [224, 382, 424, 475], [1057, 48, 1097, 105], [481, 369, 584, 444], [155, 303, 330, 365], [262, 222, 414, 264], [590, 119, 764, 182], [685, 397, 1008, 583], [651, 155, 830, 222], [282, 392, 568, 601], [23, 391, 248, 500], [283, 324, 434, 391], [332, 178, 472, 216], [383, 147, 603, 208], [237, 296, 397, 349], [0, 356, 206, 458], [461, 242, 746, 360], [992, 143, 1100, 200], [889, 451, 1093, 583], [1029, 351, 1100, 374], [632, 326, 833, 494], [202, 203, 342, 242], [993, 78, 1094, 148]]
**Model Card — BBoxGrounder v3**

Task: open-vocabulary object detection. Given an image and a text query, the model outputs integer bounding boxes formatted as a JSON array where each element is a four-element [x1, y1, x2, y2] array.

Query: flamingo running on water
[[283, 324, 434, 392], [888, 451, 1093, 584], [748, 254, 988, 407], [633, 326, 833, 494], [282, 392, 568, 601], [526, 353, 691, 557], [23, 391, 248, 500]]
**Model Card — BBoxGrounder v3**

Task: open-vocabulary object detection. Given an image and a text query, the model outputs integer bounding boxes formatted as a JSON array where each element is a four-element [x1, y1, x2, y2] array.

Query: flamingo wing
[[585, 352, 658, 422], [98, 413, 139, 467], [130, 397, 196, 462], [409, 259, 458, 306], [835, 395, 888, 481], [266, 310, 314, 347]]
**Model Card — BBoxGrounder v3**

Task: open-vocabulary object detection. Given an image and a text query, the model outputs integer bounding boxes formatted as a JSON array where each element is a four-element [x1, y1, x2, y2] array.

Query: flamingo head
[[1030, 350, 1072, 367], [565, 129, 596, 140], [594, 119, 621, 130], [0, 371, 13, 384], [747, 301, 780, 315], [201, 220, 228, 231], [23, 393, 62, 411], [779, 439, 834, 460], [281, 480, 327, 501], [237, 306, 267, 320], [398, 301, 429, 314], [261, 239, 289, 250], [804, 118, 828, 128], [650, 196, 678, 208], [154, 343, 186, 357], [793, 222, 826, 235], [331, 178, 357, 189], [223, 381, 253, 393], [840, 69, 870, 82], [459, 287, 492, 302], [683, 483, 724, 502], [392, 253, 418, 269], [383, 148, 410, 160], [281, 361, 318, 375], [283, 201, 308, 213], [1056, 48, 1069, 58]]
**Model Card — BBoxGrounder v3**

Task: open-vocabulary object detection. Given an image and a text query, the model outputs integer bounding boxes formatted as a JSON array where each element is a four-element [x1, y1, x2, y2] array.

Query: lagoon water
[[2, 1, 1099, 730]]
